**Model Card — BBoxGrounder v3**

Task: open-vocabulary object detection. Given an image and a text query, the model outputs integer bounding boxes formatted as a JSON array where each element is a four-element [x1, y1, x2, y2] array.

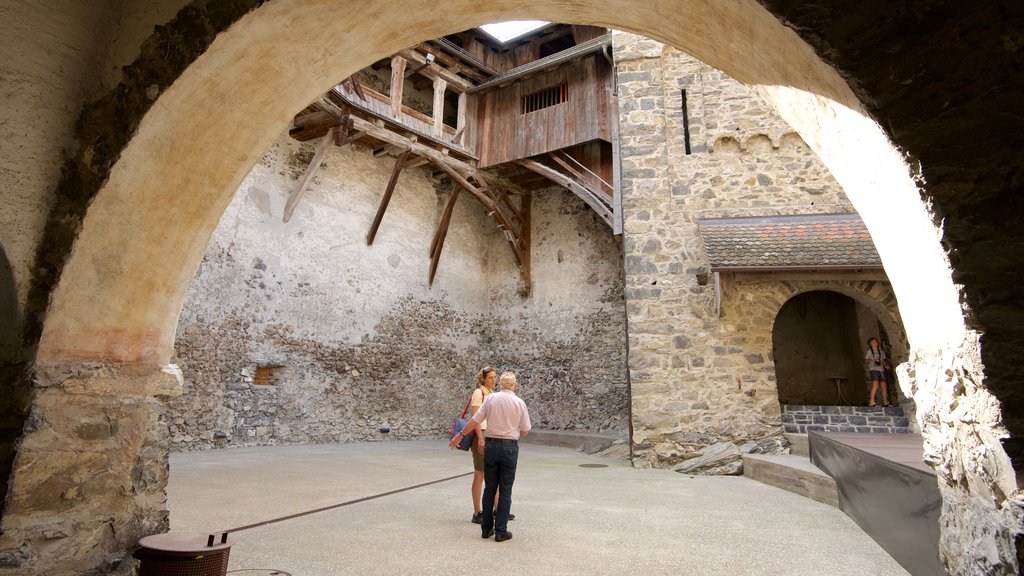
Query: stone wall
[[613, 32, 906, 469], [485, 191, 629, 433], [169, 135, 630, 449]]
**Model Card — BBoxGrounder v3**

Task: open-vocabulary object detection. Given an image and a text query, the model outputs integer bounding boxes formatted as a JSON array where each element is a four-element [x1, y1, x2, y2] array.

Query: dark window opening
[[443, 89, 459, 129], [682, 89, 692, 155], [522, 83, 568, 114], [539, 34, 576, 58]]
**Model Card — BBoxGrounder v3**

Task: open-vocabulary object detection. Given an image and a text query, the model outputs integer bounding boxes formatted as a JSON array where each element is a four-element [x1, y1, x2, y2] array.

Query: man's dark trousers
[[481, 438, 518, 534]]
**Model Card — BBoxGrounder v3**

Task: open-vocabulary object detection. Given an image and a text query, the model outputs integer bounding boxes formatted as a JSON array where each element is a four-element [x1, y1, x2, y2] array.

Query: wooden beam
[[397, 49, 475, 93], [432, 77, 446, 139], [517, 192, 532, 295], [390, 55, 406, 119], [428, 187, 461, 286], [549, 152, 612, 201], [517, 159, 614, 227], [609, 91, 623, 235], [455, 92, 467, 146], [334, 116, 356, 146], [340, 112, 478, 175], [366, 150, 410, 246], [283, 129, 334, 223], [289, 117, 340, 142]]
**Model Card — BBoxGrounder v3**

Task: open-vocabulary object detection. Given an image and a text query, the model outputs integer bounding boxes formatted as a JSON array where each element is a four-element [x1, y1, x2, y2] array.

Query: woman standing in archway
[[864, 337, 891, 407]]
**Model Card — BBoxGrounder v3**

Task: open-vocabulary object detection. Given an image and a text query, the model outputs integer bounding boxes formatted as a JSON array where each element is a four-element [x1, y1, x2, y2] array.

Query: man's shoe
[[471, 512, 482, 524], [493, 510, 515, 521], [481, 529, 494, 539], [494, 530, 513, 542]]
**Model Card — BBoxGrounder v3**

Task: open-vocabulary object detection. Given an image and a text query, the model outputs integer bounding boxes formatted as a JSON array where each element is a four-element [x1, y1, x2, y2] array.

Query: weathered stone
[[671, 442, 743, 475]]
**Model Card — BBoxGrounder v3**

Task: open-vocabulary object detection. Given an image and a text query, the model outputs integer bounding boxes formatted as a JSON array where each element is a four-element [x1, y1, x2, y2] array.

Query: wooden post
[[609, 91, 623, 235], [456, 92, 467, 146], [517, 192, 532, 296], [432, 77, 446, 139], [390, 55, 406, 119], [366, 150, 411, 245]]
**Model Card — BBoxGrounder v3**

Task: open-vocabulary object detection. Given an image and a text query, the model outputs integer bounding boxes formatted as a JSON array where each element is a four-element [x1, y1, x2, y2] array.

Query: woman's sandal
[[867, 403, 877, 407]]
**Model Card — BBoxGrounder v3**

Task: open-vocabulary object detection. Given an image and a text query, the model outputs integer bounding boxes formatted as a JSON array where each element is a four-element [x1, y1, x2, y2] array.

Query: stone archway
[[34, 2, 958, 370], [773, 290, 893, 407], [6, 1, 1020, 574]]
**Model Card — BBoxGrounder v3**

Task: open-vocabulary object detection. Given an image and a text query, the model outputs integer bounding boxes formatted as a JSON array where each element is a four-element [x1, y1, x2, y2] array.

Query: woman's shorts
[[869, 370, 887, 382], [472, 437, 485, 471]]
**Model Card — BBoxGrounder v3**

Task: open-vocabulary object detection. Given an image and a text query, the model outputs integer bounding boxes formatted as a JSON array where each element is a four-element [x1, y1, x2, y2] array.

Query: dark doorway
[[772, 290, 884, 406]]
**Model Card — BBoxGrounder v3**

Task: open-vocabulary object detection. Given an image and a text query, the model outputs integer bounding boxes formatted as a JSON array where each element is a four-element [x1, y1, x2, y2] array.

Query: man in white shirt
[[449, 371, 531, 542]]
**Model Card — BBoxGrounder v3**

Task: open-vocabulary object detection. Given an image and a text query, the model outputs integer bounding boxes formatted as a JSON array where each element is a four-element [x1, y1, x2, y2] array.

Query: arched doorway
[[773, 290, 893, 407]]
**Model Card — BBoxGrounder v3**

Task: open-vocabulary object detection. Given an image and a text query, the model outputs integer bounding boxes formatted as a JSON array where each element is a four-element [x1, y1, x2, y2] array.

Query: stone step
[[519, 429, 625, 454], [742, 453, 838, 508], [781, 404, 910, 435], [784, 433, 809, 457]]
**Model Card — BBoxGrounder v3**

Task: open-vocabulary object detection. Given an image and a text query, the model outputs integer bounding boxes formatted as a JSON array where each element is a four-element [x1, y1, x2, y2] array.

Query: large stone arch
[[35, 1, 958, 368], [5, 1, 1020, 574]]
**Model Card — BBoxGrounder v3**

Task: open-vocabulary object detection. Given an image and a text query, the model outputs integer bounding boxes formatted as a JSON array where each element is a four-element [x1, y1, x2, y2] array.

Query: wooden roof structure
[[287, 24, 620, 291]]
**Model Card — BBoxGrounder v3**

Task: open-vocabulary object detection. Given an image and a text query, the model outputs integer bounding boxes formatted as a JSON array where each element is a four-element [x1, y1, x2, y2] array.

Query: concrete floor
[[168, 440, 910, 576]]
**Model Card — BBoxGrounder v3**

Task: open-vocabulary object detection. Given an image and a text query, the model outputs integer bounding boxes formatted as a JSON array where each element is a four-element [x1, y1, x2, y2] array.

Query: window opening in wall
[[356, 59, 393, 96], [681, 89, 692, 155], [522, 82, 568, 114], [443, 88, 459, 129], [402, 71, 434, 118], [254, 365, 286, 386], [538, 34, 576, 58]]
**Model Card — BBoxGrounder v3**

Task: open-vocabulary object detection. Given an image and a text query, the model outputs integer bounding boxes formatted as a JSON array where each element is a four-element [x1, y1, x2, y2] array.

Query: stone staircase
[[781, 404, 911, 434]]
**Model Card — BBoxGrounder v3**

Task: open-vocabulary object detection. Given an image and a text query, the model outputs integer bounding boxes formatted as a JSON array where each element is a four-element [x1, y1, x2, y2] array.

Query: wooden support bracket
[[366, 150, 411, 246], [428, 186, 461, 286], [283, 129, 334, 223], [517, 158, 614, 228]]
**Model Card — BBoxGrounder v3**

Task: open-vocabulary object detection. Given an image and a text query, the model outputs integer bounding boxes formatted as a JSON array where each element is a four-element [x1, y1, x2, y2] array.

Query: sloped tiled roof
[[697, 213, 882, 270]]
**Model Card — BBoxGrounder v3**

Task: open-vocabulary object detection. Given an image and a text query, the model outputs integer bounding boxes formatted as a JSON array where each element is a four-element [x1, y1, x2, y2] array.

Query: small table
[[829, 376, 850, 406]]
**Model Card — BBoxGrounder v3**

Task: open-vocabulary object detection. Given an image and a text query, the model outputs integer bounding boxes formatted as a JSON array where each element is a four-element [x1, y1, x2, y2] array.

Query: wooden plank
[[518, 192, 532, 294], [609, 91, 623, 235], [366, 150, 410, 246], [390, 55, 406, 119], [517, 159, 613, 227], [289, 117, 340, 142], [456, 92, 467, 146], [428, 187, 461, 286], [432, 77, 446, 139], [283, 129, 334, 223], [397, 49, 475, 93]]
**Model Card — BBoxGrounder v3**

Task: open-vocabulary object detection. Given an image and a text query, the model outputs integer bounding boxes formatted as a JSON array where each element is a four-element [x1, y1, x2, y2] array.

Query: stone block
[[671, 442, 742, 475]]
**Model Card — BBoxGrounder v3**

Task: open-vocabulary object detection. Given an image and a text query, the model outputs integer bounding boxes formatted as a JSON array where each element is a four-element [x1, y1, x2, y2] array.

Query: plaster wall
[[485, 190, 628, 433], [171, 136, 491, 448], [169, 137, 629, 449]]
